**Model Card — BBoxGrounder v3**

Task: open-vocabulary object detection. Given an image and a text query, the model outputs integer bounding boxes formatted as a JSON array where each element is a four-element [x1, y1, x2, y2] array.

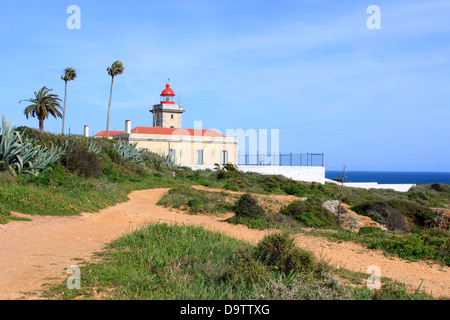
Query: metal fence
[[237, 153, 324, 167]]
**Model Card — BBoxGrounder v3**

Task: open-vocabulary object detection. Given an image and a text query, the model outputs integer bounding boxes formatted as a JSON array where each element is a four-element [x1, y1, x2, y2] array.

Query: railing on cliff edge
[[237, 153, 324, 167]]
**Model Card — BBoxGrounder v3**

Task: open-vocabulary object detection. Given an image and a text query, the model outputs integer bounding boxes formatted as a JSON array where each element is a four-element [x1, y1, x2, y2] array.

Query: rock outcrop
[[427, 209, 450, 231], [322, 200, 386, 232]]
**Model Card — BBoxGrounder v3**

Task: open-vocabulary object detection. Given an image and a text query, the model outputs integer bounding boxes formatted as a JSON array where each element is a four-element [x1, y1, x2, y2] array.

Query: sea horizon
[[325, 170, 450, 185]]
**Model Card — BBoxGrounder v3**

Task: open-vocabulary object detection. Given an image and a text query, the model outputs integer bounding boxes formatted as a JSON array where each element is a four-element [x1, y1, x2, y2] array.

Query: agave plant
[[75, 137, 101, 155], [20, 139, 65, 175], [0, 116, 65, 175], [84, 138, 101, 155], [162, 151, 177, 168], [114, 139, 143, 164]]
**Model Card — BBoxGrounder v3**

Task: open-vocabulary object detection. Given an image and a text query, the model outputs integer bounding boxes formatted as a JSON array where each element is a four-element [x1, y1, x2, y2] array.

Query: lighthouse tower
[[150, 82, 185, 128]]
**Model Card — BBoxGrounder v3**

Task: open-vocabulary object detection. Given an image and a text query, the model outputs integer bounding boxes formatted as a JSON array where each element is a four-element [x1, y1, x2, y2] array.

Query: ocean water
[[325, 171, 450, 185]]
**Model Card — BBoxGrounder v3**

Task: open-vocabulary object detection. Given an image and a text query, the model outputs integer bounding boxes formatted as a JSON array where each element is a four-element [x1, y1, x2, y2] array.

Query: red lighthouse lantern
[[160, 83, 175, 104]]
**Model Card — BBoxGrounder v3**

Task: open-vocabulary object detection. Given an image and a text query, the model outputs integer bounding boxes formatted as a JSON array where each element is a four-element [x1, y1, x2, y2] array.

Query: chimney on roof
[[84, 125, 89, 137], [125, 120, 131, 134]]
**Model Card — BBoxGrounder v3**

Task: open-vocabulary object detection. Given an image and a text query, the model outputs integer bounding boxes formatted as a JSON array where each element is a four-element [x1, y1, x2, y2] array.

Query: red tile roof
[[94, 127, 226, 138], [131, 127, 226, 137], [94, 130, 125, 137]]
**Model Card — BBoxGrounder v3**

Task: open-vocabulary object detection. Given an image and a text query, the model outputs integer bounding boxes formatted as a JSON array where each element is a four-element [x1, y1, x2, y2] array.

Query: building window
[[171, 114, 174, 119], [169, 149, 177, 163], [221, 150, 228, 164], [196, 150, 204, 165]]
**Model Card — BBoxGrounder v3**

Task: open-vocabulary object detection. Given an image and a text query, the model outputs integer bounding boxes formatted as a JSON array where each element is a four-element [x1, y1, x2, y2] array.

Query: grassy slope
[[1, 151, 449, 265], [157, 183, 450, 266], [44, 223, 433, 300], [0, 130, 448, 299]]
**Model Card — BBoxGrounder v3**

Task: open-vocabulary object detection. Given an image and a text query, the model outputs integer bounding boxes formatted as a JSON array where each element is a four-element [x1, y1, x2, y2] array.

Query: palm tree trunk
[[39, 118, 44, 134], [106, 76, 115, 138], [62, 80, 68, 135]]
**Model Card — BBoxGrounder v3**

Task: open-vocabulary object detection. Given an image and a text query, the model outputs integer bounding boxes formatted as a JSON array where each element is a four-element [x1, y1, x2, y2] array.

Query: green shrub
[[101, 143, 122, 165], [260, 175, 284, 193], [430, 183, 442, 192], [30, 164, 74, 187], [282, 247, 317, 273], [407, 191, 428, 202], [441, 241, 450, 260], [157, 186, 235, 215], [256, 175, 332, 199], [254, 232, 316, 273], [223, 182, 239, 191], [212, 200, 234, 213], [425, 202, 439, 208], [363, 230, 449, 265], [283, 184, 310, 197], [386, 199, 435, 227], [63, 144, 101, 178], [220, 248, 269, 287], [254, 232, 294, 265], [233, 193, 265, 218], [215, 164, 249, 190], [227, 215, 274, 229], [358, 226, 386, 236], [187, 198, 205, 213], [216, 163, 240, 180], [99, 154, 121, 180], [354, 282, 433, 300], [352, 202, 410, 234], [157, 186, 195, 209], [279, 198, 338, 230], [140, 151, 170, 173]]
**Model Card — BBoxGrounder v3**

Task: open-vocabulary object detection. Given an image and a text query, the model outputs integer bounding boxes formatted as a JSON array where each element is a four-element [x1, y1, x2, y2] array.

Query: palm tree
[[20, 86, 62, 134], [105, 60, 125, 138], [61, 67, 77, 135]]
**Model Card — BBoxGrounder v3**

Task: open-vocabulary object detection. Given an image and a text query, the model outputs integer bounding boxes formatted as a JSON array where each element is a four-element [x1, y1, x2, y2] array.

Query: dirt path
[[0, 188, 448, 299]]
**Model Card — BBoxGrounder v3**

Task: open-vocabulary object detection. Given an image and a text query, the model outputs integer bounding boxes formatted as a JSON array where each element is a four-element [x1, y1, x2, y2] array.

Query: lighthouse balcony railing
[[237, 153, 324, 167]]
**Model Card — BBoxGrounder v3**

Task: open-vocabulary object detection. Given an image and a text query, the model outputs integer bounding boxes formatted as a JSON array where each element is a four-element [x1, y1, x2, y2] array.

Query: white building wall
[[183, 165, 326, 184], [238, 166, 325, 184]]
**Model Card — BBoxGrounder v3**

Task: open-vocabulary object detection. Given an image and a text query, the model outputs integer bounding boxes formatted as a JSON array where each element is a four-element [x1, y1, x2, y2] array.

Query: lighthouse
[[95, 80, 238, 166], [150, 82, 185, 128]]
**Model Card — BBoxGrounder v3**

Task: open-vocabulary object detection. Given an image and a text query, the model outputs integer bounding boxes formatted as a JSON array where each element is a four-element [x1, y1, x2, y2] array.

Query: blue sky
[[0, 0, 449, 171]]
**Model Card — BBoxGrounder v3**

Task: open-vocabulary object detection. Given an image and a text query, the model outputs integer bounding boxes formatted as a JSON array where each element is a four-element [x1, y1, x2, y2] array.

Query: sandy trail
[[0, 188, 448, 299]]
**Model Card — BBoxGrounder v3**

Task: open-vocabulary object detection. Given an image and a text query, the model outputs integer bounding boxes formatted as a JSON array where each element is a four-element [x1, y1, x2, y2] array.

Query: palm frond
[[62, 67, 77, 81], [107, 60, 125, 77], [19, 86, 63, 131]]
